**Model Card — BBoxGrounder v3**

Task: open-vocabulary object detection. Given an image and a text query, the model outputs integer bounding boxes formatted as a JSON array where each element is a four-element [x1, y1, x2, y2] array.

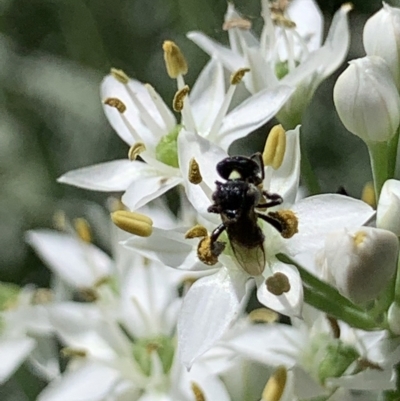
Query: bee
[[207, 153, 284, 276]]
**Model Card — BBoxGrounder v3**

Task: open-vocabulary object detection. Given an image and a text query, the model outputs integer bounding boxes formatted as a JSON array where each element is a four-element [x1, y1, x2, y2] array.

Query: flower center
[[132, 335, 175, 376], [155, 125, 182, 168]]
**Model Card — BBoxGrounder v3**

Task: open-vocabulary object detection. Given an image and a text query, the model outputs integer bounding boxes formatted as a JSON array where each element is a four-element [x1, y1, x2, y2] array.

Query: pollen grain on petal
[[110, 68, 130, 84], [111, 210, 153, 237], [230, 67, 250, 85], [262, 366, 287, 401], [266, 272, 290, 296], [128, 142, 146, 161], [163, 40, 188, 78], [185, 224, 208, 239], [173, 85, 190, 112], [188, 157, 202, 184], [104, 97, 127, 113], [191, 382, 206, 401], [263, 124, 286, 170]]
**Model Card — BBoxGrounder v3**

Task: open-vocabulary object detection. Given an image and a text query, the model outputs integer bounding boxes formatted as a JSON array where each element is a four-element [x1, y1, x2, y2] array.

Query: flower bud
[[321, 227, 399, 303], [333, 56, 400, 143], [377, 179, 400, 236], [364, 3, 400, 90]]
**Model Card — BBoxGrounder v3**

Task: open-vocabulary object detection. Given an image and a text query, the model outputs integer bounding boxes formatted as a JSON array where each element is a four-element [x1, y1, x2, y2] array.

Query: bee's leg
[[256, 212, 283, 234], [257, 191, 283, 208], [250, 152, 264, 180], [209, 223, 227, 256]]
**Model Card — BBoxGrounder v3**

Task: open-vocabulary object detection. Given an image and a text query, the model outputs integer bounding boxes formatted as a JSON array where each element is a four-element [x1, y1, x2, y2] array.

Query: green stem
[[300, 150, 321, 195], [303, 287, 378, 330], [388, 126, 400, 178], [367, 141, 389, 199]]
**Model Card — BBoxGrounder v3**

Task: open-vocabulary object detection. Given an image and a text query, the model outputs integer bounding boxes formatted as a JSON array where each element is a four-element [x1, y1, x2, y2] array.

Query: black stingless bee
[[206, 153, 286, 276]]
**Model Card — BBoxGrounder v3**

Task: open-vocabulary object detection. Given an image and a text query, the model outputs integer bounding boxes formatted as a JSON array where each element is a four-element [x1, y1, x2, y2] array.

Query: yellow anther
[[173, 85, 190, 112], [110, 68, 130, 84], [262, 366, 287, 401], [361, 182, 376, 209], [60, 347, 87, 358], [78, 288, 99, 302], [249, 308, 279, 323], [197, 236, 224, 266], [128, 142, 146, 161], [188, 157, 203, 184], [185, 225, 208, 239], [94, 276, 111, 288], [53, 210, 66, 231], [191, 382, 206, 401], [111, 210, 153, 237], [163, 40, 188, 78], [342, 3, 354, 12], [268, 210, 298, 239], [104, 97, 126, 113], [353, 231, 367, 246], [266, 272, 290, 296], [32, 289, 53, 305], [74, 218, 92, 243], [263, 125, 287, 170], [271, 13, 296, 28], [223, 17, 252, 31], [230, 67, 250, 85]]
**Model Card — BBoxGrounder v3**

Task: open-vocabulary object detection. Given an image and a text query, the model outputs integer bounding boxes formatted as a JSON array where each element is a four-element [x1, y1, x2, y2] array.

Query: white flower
[[188, 0, 351, 127], [333, 56, 400, 143], [223, 307, 398, 399], [377, 179, 400, 236], [364, 2, 400, 90], [57, 57, 293, 210], [318, 227, 399, 304], [124, 128, 375, 367]]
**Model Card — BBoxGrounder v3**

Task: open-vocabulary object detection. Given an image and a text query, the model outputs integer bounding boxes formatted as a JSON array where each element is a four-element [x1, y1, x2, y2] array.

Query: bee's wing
[[230, 239, 266, 276]]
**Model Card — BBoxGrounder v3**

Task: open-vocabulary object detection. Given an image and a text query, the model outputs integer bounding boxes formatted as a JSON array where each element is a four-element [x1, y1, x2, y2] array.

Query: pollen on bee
[[197, 236, 224, 265], [268, 210, 298, 239]]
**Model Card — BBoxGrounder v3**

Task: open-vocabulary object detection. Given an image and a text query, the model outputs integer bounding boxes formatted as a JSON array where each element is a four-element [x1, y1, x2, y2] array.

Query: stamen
[[185, 225, 208, 239], [191, 382, 206, 401], [163, 40, 188, 78], [263, 124, 287, 170], [78, 288, 98, 302], [145, 84, 176, 131], [266, 272, 290, 295], [262, 366, 287, 401], [197, 236, 225, 265], [353, 231, 367, 246], [223, 17, 252, 31], [188, 158, 203, 184], [74, 218, 92, 243], [94, 276, 111, 288], [271, 13, 296, 28], [111, 210, 153, 237], [104, 97, 126, 113], [173, 85, 190, 112], [60, 347, 87, 358], [128, 142, 146, 161], [249, 308, 279, 323], [110, 68, 130, 84], [361, 182, 376, 208], [107, 197, 126, 212], [230, 67, 251, 85], [268, 210, 298, 239]]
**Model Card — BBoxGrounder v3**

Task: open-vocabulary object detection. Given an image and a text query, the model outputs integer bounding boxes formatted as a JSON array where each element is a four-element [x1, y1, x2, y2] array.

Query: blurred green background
[[0, 0, 385, 288]]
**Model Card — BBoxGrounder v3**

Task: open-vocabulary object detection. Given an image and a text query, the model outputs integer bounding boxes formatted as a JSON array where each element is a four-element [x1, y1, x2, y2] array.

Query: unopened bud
[[334, 56, 400, 143], [377, 179, 400, 236], [322, 227, 399, 303], [263, 125, 286, 170], [163, 40, 188, 78]]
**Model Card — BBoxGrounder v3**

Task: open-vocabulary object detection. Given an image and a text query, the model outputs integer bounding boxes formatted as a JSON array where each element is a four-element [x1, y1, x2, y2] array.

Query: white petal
[[287, 0, 323, 53], [256, 261, 303, 317], [58, 159, 147, 192], [26, 230, 112, 288], [218, 85, 294, 150], [122, 175, 183, 210], [289, 194, 375, 255], [187, 31, 245, 71], [178, 267, 247, 368], [269, 125, 301, 206], [0, 338, 36, 384], [190, 58, 226, 133], [38, 362, 121, 401]]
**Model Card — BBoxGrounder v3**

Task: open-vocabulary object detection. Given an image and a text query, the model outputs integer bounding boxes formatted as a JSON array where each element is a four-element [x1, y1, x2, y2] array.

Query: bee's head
[[216, 156, 262, 185]]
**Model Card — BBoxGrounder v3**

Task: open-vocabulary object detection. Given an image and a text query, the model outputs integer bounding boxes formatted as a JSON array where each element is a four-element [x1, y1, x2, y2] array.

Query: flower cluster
[[4, 1, 400, 400]]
